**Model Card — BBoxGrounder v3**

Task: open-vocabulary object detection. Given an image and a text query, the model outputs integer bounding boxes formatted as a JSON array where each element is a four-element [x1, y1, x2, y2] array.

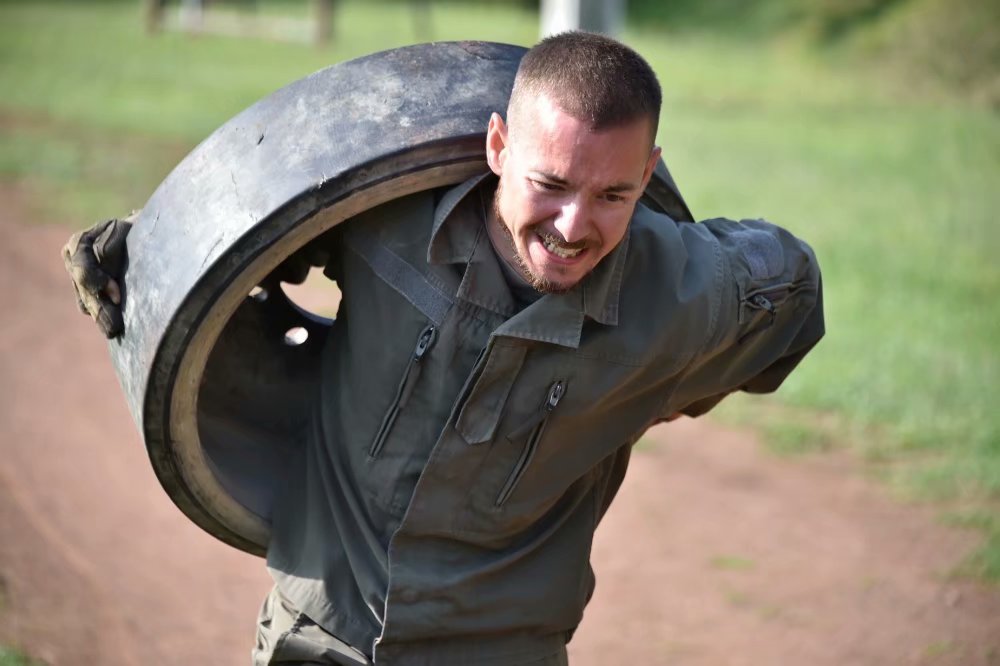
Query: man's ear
[[485, 112, 509, 177], [640, 145, 662, 191]]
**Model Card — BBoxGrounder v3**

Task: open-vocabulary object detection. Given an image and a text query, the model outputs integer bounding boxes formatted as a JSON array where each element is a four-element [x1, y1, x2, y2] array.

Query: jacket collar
[[428, 173, 492, 265], [427, 174, 629, 346]]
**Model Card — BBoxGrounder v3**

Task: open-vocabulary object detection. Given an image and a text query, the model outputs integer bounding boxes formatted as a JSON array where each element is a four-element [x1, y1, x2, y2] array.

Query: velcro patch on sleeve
[[734, 229, 784, 281]]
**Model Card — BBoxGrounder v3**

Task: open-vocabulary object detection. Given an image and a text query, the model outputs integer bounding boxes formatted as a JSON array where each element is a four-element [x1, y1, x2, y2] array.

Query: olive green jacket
[[267, 174, 824, 665]]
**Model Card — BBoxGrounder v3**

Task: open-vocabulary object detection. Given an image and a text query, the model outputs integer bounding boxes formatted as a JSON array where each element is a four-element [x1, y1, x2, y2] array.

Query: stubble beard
[[492, 184, 573, 295]]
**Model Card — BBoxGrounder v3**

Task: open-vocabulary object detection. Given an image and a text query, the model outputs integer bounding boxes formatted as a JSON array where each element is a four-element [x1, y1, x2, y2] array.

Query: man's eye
[[602, 193, 625, 203], [532, 180, 561, 191]]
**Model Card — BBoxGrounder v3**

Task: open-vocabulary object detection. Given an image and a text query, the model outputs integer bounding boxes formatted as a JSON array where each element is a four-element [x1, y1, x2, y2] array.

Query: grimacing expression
[[485, 93, 660, 293]]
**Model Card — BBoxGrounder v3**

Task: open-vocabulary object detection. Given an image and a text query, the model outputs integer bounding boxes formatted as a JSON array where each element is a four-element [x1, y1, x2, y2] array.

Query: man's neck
[[482, 192, 522, 277], [481, 187, 541, 306]]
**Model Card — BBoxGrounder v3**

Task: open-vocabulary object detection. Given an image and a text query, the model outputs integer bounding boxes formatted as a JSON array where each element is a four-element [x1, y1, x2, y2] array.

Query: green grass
[[0, 0, 538, 141], [0, 0, 997, 579], [0, 111, 189, 223], [943, 508, 1000, 580], [0, 647, 43, 666], [628, 0, 1000, 108], [922, 639, 957, 659], [0, 0, 539, 220], [709, 555, 756, 571]]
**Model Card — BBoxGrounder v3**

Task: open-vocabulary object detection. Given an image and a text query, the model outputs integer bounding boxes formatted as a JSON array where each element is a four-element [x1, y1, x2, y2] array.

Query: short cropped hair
[[508, 31, 662, 144]]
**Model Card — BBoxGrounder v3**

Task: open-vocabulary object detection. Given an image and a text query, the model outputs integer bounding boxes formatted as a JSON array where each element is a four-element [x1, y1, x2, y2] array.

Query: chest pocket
[[454, 374, 592, 538], [454, 344, 527, 445], [452, 344, 577, 529], [494, 380, 565, 507], [451, 336, 605, 526], [450, 349, 668, 537]]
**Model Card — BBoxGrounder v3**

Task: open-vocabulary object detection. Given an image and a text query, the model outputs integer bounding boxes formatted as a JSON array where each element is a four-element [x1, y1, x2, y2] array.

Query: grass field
[[0, 646, 40, 666], [1, 0, 997, 578]]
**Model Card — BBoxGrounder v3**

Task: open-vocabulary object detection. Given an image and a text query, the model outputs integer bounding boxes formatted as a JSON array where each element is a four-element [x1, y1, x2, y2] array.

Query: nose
[[553, 196, 590, 244]]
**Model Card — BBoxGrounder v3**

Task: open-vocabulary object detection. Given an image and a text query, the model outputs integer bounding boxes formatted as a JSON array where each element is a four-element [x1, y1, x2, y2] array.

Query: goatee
[[492, 183, 572, 295]]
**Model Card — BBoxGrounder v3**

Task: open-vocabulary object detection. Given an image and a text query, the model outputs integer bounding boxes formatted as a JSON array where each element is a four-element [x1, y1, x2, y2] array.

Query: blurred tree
[[313, 0, 335, 44], [144, 0, 167, 33]]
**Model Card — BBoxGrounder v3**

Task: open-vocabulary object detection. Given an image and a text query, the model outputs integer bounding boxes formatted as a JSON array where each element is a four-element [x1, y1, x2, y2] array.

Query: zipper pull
[[749, 293, 776, 325], [414, 325, 436, 360], [507, 380, 566, 441], [399, 326, 437, 408], [545, 380, 565, 411]]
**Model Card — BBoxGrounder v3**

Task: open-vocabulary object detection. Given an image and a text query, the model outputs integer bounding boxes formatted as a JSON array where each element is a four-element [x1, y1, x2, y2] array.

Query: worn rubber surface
[[109, 41, 693, 556]]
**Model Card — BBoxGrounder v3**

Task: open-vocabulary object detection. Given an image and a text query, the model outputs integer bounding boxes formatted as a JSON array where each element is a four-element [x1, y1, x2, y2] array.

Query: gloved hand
[[62, 213, 135, 338], [272, 234, 334, 285], [62, 212, 335, 338]]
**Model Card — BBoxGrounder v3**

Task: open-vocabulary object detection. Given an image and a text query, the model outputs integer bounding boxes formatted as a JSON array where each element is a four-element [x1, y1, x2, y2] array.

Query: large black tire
[[110, 41, 693, 556]]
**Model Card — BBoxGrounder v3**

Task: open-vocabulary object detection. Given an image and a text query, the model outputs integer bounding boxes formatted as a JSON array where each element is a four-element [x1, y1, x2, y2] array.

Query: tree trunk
[[313, 0, 334, 45], [143, 0, 167, 34]]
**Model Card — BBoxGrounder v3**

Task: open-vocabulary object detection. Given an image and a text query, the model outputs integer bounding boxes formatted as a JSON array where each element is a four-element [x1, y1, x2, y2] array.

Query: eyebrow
[[530, 171, 638, 193]]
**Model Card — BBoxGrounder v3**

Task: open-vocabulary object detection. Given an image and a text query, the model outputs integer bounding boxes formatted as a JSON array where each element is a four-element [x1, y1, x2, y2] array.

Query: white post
[[179, 0, 205, 32], [540, 0, 625, 38]]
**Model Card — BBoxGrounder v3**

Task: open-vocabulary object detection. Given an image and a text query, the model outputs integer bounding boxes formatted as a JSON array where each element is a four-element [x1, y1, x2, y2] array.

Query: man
[[64, 32, 823, 666]]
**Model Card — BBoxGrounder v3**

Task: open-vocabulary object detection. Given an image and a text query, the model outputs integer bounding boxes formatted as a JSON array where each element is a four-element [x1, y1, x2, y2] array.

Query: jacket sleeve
[[665, 217, 825, 419]]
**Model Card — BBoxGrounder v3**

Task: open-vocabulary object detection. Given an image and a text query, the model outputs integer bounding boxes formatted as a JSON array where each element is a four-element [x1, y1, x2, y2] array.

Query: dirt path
[[0, 186, 997, 665]]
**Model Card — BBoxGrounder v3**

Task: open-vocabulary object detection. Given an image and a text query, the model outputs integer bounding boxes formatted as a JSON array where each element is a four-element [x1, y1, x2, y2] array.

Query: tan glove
[[62, 214, 135, 338]]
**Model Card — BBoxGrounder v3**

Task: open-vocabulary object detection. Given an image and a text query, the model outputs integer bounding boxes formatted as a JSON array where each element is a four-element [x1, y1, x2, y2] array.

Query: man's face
[[485, 93, 660, 293]]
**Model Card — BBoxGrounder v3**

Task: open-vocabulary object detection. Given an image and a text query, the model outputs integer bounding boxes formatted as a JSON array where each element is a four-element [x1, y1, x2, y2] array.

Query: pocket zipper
[[744, 281, 793, 323], [747, 292, 777, 324], [369, 324, 437, 459], [738, 284, 797, 343], [495, 380, 566, 507]]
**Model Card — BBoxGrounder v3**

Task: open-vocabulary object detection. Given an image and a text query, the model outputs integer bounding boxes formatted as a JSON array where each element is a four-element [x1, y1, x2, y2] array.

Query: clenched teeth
[[538, 233, 583, 259]]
